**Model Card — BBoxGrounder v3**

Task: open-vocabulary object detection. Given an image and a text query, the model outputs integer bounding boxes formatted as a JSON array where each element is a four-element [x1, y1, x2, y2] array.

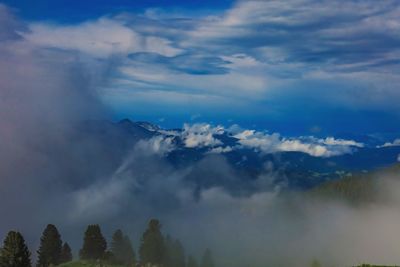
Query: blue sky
[[1, 0, 400, 136]]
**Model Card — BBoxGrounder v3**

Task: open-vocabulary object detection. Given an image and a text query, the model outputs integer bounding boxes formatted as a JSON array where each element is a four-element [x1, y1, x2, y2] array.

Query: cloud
[[136, 135, 176, 156], [231, 127, 363, 157], [189, 0, 400, 68], [23, 18, 182, 58], [181, 123, 224, 148], [321, 137, 364, 148], [149, 123, 364, 157], [208, 146, 233, 154], [4, 0, 399, 120], [379, 138, 400, 148]]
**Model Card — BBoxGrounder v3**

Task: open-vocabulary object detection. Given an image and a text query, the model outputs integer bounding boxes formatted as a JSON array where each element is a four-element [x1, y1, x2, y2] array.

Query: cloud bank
[[158, 123, 364, 157]]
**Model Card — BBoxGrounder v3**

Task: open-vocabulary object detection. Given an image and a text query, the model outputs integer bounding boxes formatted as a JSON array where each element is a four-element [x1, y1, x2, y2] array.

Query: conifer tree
[[79, 224, 107, 260], [122, 235, 136, 266], [169, 239, 185, 267], [164, 235, 173, 267], [139, 219, 165, 265], [187, 255, 199, 267], [200, 249, 214, 267], [0, 231, 32, 267], [111, 229, 125, 264], [111, 229, 136, 266], [36, 224, 62, 267], [60, 242, 73, 263]]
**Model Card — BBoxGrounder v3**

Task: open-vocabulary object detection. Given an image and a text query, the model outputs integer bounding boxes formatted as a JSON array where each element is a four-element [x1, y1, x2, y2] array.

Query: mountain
[[62, 119, 400, 192]]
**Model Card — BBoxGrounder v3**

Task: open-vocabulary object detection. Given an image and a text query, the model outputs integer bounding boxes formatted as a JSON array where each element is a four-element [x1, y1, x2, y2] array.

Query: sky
[[2, 0, 400, 135]]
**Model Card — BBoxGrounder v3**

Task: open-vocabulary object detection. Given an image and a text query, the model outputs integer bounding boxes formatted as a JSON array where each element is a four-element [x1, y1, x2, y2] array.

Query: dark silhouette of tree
[[168, 239, 185, 267], [187, 255, 199, 267], [200, 249, 214, 267], [111, 229, 135, 266], [79, 224, 107, 260], [36, 224, 62, 267], [164, 235, 173, 267], [122, 235, 136, 266], [139, 219, 165, 265], [60, 242, 73, 263], [111, 229, 124, 264], [0, 231, 32, 267]]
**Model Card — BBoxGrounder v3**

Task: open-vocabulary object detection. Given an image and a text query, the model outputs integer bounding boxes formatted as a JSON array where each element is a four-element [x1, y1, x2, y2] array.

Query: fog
[[2, 4, 400, 267]]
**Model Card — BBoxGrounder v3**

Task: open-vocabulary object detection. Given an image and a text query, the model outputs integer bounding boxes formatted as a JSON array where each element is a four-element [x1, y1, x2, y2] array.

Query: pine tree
[[111, 229, 125, 264], [79, 224, 107, 260], [187, 255, 199, 267], [139, 219, 165, 265], [168, 239, 185, 267], [200, 249, 214, 267], [164, 235, 173, 267], [60, 242, 73, 263], [0, 231, 32, 267], [111, 229, 135, 266], [36, 224, 63, 267], [122, 235, 136, 266]]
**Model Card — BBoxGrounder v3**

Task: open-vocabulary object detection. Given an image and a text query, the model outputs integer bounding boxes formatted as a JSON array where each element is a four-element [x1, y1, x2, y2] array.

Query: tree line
[[0, 219, 214, 267]]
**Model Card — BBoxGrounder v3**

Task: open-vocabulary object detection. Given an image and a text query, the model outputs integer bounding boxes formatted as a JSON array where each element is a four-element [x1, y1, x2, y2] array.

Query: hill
[[309, 164, 400, 204], [58, 261, 125, 267]]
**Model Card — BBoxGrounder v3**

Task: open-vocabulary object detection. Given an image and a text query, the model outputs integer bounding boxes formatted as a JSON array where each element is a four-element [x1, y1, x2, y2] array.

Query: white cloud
[[23, 18, 182, 58], [278, 139, 332, 157], [136, 135, 176, 156], [182, 123, 224, 148], [320, 137, 364, 148], [152, 123, 364, 157], [379, 139, 400, 148], [232, 129, 363, 157], [208, 146, 233, 154]]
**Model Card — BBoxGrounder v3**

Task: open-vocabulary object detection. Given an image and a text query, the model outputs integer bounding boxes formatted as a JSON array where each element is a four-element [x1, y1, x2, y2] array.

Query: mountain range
[[62, 119, 400, 192]]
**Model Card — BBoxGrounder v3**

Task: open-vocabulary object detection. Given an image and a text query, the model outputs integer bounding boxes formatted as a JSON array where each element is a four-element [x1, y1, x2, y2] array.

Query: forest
[[0, 219, 214, 267]]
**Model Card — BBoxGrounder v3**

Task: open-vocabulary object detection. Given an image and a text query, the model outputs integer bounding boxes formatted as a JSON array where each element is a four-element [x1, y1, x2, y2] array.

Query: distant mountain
[[67, 119, 400, 192]]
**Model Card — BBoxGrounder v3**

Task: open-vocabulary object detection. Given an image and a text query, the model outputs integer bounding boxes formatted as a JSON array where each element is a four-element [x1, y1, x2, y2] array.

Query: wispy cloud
[[7, 0, 399, 119], [379, 138, 400, 148]]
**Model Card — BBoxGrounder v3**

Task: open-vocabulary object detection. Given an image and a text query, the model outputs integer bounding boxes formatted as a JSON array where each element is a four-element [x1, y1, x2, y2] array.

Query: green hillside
[[58, 261, 125, 267], [309, 164, 400, 204]]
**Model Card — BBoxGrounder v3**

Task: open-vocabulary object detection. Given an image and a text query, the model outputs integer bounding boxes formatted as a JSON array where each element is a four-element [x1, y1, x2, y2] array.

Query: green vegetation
[[0, 219, 212, 267], [58, 260, 124, 267], [187, 255, 199, 267], [200, 248, 214, 267], [310, 164, 400, 204], [139, 219, 166, 265], [2, 161, 400, 267], [60, 242, 73, 264], [110, 229, 135, 266], [37, 224, 63, 267], [79, 224, 107, 261], [0, 231, 32, 267]]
